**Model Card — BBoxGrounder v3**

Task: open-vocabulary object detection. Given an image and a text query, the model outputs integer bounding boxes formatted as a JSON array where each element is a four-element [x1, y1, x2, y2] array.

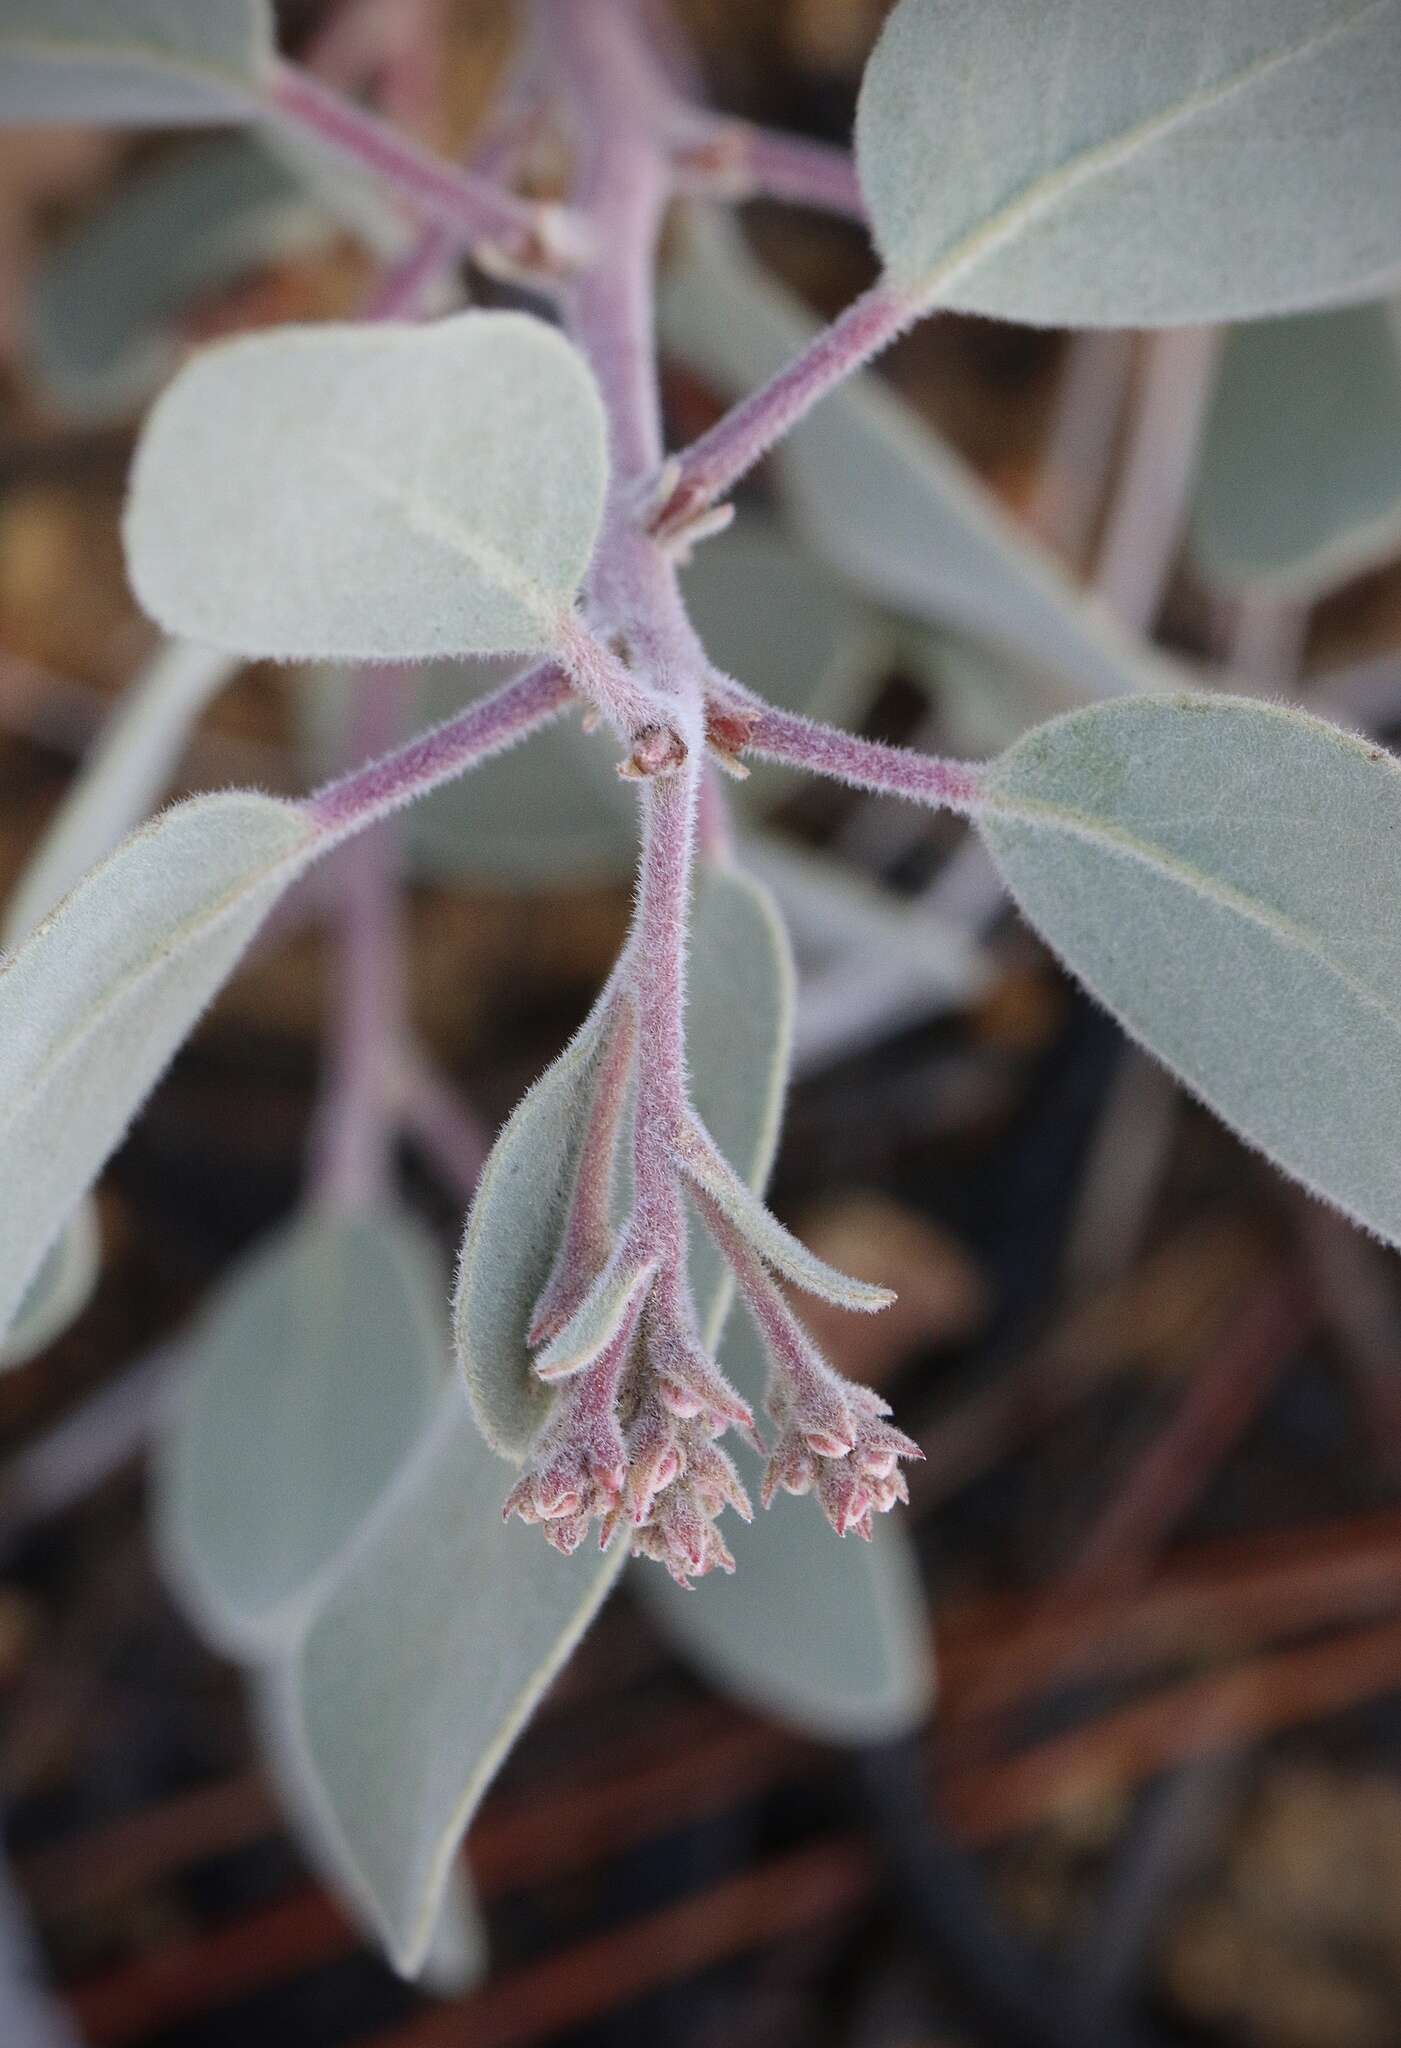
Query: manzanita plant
[[3, 0, 1401, 1983]]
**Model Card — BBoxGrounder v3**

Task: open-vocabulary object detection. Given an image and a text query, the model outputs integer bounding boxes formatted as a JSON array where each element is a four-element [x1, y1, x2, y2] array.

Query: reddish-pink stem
[[629, 767, 698, 1263], [715, 685, 982, 814], [305, 661, 573, 841], [548, 1, 723, 1291], [654, 280, 915, 536]]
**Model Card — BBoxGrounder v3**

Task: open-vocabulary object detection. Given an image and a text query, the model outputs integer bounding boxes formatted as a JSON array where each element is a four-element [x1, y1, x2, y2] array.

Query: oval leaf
[[858, 0, 1401, 325], [124, 312, 609, 662], [455, 995, 621, 1456], [661, 213, 1175, 704], [1192, 301, 1401, 599], [978, 695, 1401, 1247], [282, 1393, 622, 1977], [32, 137, 325, 421], [157, 1204, 448, 1657], [0, 790, 317, 1339], [0, 0, 272, 128], [636, 1312, 934, 1741]]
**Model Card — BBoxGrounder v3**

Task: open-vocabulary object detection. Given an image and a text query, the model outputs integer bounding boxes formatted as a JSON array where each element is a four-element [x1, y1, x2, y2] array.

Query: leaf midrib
[[980, 786, 1401, 1048], [908, 0, 1394, 304], [0, 810, 314, 1146], [1, 31, 265, 101]]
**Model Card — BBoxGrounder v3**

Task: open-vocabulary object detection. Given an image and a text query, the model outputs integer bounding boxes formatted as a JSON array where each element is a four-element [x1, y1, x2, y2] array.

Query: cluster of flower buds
[[503, 1276, 760, 1586], [499, 998, 921, 1584]]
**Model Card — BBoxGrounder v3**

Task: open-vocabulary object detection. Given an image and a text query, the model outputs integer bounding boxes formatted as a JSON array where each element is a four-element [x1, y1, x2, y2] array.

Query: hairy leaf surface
[[125, 314, 609, 661], [158, 1206, 448, 1656], [0, 791, 317, 1339], [859, 0, 1401, 323], [1192, 302, 1401, 598], [978, 696, 1401, 1246], [0, 0, 272, 127], [283, 1394, 621, 1977], [255, 1665, 487, 1993]]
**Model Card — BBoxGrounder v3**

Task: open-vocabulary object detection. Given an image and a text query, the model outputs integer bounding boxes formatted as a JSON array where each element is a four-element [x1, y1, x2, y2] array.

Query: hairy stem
[[629, 767, 698, 1264], [654, 278, 915, 538], [306, 660, 573, 840], [712, 684, 983, 813]]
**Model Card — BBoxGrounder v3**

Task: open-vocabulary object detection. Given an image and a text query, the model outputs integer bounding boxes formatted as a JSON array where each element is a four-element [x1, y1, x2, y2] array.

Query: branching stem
[[306, 660, 574, 840], [652, 278, 916, 541], [710, 680, 983, 814]]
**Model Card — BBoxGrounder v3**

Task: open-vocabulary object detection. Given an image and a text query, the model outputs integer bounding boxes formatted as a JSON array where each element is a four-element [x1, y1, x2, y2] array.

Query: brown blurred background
[[3, 4, 1401, 2045]]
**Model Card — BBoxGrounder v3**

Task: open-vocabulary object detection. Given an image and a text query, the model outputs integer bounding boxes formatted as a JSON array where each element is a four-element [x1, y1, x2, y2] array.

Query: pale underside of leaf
[[977, 693, 1401, 1247], [859, 0, 1401, 325]]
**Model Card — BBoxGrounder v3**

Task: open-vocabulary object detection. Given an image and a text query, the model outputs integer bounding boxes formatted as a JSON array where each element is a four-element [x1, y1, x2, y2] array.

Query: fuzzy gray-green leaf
[[125, 313, 609, 662], [979, 695, 1401, 1248], [0, 790, 316, 1343], [283, 1394, 622, 1977], [0, 1199, 101, 1370], [157, 1205, 448, 1657], [32, 136, 324, 421], [4, 641, 239, 946], [1192, 301, 1401, 599], [255, 1662, 488, 1994], [858, 0, 1401, 324], [0, 0, 273, 127], [681, 858, 796, 1349], [454, 995, 621, 1456]]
